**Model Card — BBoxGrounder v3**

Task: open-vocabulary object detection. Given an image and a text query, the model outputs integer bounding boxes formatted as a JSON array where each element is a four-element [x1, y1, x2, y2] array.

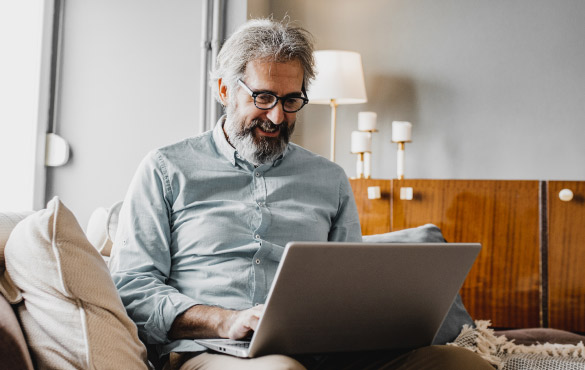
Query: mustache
[[248, 119, 285, 133], [233, 117, 295, 146]]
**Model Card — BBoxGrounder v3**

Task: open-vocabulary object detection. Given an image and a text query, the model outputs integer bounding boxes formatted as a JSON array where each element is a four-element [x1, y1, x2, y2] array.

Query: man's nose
[[266, 102, 285, 125]]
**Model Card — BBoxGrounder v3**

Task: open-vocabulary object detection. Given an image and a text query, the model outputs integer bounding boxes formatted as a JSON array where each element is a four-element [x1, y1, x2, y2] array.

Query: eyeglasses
[[237, 79, 309, 113]]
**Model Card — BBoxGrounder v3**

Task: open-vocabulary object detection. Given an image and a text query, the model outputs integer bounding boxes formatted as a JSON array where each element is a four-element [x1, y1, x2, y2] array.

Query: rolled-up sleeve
[[328, 175, 362, 242], [109, 151, 196, 344]]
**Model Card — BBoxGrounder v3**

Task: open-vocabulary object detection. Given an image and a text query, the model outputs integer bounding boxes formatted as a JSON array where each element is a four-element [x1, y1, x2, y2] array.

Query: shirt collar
[[212, 116, 238, 166], [212, 115, 291, 168]]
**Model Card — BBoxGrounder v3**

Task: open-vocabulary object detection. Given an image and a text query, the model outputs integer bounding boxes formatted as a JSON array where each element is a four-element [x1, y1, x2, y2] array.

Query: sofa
[[0, 198, 150, 370], [2, 197, 584, 369]]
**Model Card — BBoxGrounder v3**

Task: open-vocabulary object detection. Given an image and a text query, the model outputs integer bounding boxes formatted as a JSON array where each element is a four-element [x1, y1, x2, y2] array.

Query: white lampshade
[[309, 50, 367, 104]]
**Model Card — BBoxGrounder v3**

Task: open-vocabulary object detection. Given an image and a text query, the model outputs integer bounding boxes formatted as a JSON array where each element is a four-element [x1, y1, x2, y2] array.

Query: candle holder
[[391, 121, 413, 180], [394, 142, 407, 180], [359, 134, 375, 179], [351, 130, 372, 179], [363, 151, 372, 179], [357, 112, 378, 179], [356, 152, 365, 179], [351, 151, 373, 179]]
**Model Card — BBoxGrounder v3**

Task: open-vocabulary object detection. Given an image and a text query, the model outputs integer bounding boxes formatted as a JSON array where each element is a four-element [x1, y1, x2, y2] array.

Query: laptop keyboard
[[229, 341, 250, 348]]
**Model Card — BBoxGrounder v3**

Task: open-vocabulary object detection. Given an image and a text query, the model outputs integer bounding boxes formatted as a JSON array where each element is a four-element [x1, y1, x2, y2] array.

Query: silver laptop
[[195, 241, 480, 358]]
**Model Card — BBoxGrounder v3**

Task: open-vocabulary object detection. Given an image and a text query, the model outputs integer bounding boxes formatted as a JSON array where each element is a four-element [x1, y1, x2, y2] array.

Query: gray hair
[[211, 18, 315, 104]]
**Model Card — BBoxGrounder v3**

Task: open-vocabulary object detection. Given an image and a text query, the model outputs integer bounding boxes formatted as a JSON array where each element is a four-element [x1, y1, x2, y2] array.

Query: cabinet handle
[[559, 189, 574, 202], [367, 186, 381, 200], [400, 187, 414, 200]]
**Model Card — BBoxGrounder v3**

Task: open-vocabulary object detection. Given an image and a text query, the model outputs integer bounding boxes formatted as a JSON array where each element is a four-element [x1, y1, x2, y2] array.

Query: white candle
[[392, 121, 412, 142], [351, 131, 371, 153], [358, 112, 377, 131]]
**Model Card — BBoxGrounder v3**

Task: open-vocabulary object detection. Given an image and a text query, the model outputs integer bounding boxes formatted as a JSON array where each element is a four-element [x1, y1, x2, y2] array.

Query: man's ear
[[218, 78, 229, 106]]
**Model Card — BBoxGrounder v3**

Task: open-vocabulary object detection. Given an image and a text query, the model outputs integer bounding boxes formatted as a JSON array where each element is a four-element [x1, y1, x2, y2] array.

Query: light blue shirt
[[109, 118, 362, 356]]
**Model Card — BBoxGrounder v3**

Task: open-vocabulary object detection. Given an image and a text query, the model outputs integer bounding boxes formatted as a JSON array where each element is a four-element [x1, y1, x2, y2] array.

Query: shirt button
[[255, 259, 261, 264], [255, 172, 260, 177], [255, 234, 260, 239]]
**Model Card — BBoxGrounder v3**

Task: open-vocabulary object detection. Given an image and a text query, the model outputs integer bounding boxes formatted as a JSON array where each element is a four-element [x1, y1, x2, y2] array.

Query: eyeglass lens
[[254, 93, 305, 112]]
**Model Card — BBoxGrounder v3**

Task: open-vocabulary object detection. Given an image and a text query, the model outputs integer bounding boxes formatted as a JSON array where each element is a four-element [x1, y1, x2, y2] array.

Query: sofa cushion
[[86, 201, 123, 257], [4, 196, 149, 369], [362, 224, 475, 345]]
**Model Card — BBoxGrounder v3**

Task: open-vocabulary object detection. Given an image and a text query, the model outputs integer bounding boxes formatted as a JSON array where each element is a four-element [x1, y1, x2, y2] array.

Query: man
[[109, 19, 493, 370]]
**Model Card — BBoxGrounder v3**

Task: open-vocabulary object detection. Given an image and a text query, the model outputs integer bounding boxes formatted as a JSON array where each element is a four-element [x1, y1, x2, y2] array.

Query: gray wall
[[46, 0, 250, 228], [250, 0, 585, 181], [46, 0, 585, 227], [47, 0, 204, 228]]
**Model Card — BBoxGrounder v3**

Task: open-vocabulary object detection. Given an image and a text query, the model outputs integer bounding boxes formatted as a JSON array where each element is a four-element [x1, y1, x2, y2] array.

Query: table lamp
[[308, 50, 367, 162]]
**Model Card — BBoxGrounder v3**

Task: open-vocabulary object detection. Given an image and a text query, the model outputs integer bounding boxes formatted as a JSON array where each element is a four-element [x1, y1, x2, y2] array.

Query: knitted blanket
[[449, 321, 585, 370]]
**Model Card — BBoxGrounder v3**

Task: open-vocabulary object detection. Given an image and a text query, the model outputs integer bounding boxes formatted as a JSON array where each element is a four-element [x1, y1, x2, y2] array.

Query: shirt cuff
[[144, 292, 198, 344]]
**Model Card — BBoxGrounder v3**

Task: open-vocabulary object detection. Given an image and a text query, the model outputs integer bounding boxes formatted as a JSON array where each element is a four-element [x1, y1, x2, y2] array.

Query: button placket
[[251, 166, 270, 305], [251, 242, 268, 304], [252, 168, 268, 243]]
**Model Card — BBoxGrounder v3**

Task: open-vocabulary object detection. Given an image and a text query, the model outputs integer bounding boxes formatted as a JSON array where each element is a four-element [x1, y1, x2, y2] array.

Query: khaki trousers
[[166, 345, 494, 370]]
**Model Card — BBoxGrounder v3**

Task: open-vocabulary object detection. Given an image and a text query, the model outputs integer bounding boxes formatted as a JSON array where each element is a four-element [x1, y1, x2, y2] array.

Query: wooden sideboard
[[547, 181, 585, 332], [350, 179, 585, 333]]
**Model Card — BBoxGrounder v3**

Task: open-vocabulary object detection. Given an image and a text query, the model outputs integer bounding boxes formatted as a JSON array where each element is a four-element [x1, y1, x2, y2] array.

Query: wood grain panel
[[548, 181, 585, 332], [391, 179, 541, 329], [349, 179, 391, 236]]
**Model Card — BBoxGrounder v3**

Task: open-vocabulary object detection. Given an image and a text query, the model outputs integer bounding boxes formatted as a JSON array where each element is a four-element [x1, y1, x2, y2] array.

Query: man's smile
[[255, 126, 280, 138]]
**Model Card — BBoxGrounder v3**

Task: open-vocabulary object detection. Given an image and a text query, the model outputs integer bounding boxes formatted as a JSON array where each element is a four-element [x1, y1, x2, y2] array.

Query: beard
[[224, 103, 295, 166]]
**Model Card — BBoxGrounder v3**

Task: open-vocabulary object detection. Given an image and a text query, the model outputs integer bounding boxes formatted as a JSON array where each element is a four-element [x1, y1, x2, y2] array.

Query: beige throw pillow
[[4, 197, 149, 369]]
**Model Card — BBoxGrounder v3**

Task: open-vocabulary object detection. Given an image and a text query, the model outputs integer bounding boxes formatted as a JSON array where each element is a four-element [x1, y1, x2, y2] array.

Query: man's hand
[[168, 304, 265, 340], [221, 304, 265, 339]]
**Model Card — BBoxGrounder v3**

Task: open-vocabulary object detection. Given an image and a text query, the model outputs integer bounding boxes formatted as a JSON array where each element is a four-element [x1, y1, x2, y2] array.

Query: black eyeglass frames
[[237, 79, 309, 113]]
